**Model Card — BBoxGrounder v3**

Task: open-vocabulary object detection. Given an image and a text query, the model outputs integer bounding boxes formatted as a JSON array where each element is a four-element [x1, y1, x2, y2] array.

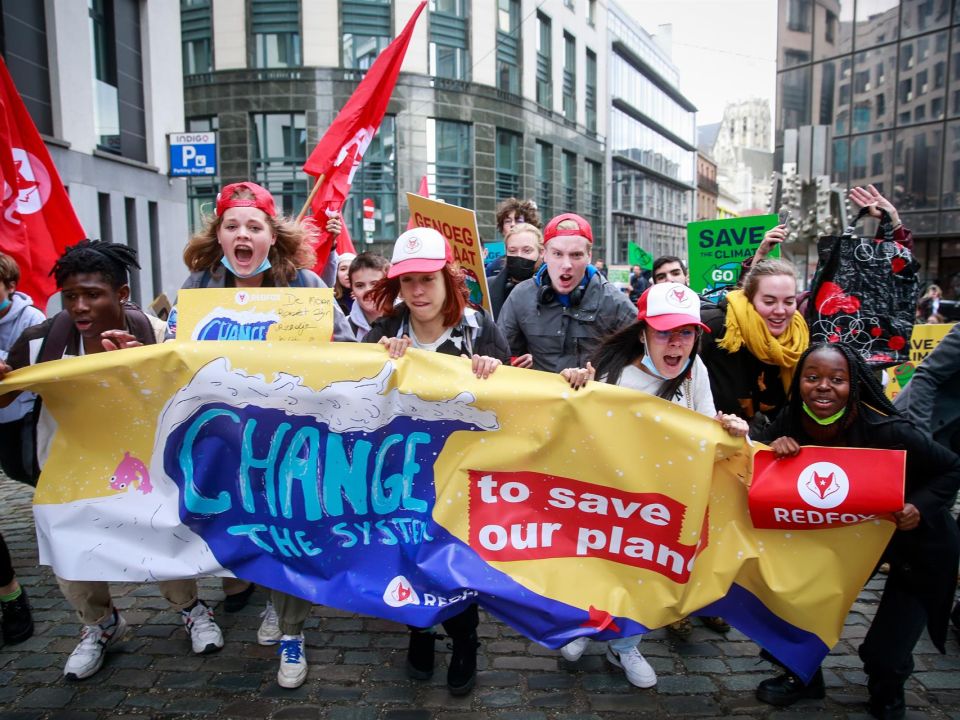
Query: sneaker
[[1, 586, 34, 645], [258, 601, 282, 645], [560, 636, 590, 662], [666, 618, 693, 640], [606, 645, 657, 688], [181, 601, 224, 655], [63, 608, 127, 680], [277, 634, 307, 688]]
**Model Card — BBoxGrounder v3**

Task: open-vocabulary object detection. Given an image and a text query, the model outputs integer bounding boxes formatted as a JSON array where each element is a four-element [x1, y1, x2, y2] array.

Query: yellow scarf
[[718, 289, 809, 391]]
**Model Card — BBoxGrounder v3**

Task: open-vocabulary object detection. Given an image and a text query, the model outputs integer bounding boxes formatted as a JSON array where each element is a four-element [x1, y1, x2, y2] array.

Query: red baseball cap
[[637, 282, 710, 332], [387, 228, 454, 278], [215, 182, 277, 218], [543, 213, 594, 244]]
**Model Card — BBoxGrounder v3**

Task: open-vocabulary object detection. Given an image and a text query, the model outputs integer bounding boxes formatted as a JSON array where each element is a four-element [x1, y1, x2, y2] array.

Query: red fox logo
[[394, 582, 411, 602], [808, 471, 838, 500]]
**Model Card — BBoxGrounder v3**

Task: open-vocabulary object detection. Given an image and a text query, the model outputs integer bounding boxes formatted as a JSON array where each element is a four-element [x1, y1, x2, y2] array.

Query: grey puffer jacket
[[496, 269, 636, 373]]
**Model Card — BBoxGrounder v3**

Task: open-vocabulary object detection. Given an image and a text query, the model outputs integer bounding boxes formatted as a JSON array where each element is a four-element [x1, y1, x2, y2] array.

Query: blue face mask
[[640, 352, 691, 380], [221, 255, 271, 279], [0, 297, 10, 314]]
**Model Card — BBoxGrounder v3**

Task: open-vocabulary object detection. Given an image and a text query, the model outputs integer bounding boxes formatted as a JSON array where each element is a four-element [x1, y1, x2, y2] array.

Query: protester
[[628, 264, 648, 302], [0, 240, 224, 678], [594, 258, 608, 277], [894, 323, 960, 634], [347, 252, 390, 341], [488, 222, 543, 319], [0, 252, 45, 646], [365, 227, 509, 696], [651, 256, 688, 285], [496, 197, 541, 237], [497, 213, 635, 372], [700, 259, 809, 430], [178, 180, 355, 688], [334, 251, 357, 316], [559, 283, 748, 676], [917, 285, 943, 324], [752, 343, 960, 720]]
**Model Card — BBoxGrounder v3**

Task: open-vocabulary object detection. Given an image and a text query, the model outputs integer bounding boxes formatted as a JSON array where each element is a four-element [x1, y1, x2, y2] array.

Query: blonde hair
[[183, 187, 316, 285], [743, 258, 797, 301], [504, 223, 544, 253]]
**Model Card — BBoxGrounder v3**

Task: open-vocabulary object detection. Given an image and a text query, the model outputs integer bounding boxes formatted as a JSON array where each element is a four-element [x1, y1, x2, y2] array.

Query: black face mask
[[505, 255, 537, 282]]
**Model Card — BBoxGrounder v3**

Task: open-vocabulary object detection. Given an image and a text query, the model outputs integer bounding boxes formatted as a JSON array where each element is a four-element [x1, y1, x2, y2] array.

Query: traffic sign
[[169, 132, 217, 177]]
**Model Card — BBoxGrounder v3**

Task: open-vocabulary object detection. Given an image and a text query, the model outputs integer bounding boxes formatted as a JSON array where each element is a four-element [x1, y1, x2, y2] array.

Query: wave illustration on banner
[[2, 342, 896, 683]]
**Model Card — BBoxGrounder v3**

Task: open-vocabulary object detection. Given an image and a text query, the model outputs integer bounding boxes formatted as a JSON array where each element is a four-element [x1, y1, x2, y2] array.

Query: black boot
[[1, 586, 34, 645], [867, 675, 906, 720], [951, 599, 960, 631], [756, 668, 825, 706], [406, 629, 437, 680], [447, 631, 479, 696]]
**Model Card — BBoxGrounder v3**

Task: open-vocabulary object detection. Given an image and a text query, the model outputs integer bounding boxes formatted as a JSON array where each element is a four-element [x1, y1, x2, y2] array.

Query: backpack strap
[[37, 311, 78, 364], [122, 303, 159, 345]]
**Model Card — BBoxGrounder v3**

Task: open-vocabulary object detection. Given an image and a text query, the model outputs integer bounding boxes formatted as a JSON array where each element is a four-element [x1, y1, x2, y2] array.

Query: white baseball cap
[[636, 282, 710, 332], [387, 227, 454, 278]]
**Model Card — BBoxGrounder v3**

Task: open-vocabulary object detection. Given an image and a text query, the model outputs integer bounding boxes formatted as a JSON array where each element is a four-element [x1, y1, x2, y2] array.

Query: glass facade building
[[777, 0, 960, 293], [608, 3, 696, 264]]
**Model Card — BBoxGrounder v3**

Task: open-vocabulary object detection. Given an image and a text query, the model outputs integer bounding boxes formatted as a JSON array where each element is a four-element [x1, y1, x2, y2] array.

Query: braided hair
[[783, 341, 898, 433], [51, 240, 140, 290]]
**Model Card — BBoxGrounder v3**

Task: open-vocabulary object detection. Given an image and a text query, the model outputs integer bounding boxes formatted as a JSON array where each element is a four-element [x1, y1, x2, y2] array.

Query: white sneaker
[[63, 609, 127, 680], [560, 636, 590, 661], [258, 601, 282, 645], [181, 601, 224, 654], [277, 633, 307, 688], [606, 645, 657, 688]]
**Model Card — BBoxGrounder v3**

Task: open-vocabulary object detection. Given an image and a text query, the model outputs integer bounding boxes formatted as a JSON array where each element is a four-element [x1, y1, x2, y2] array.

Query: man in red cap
[[496, 213, 635, 372]]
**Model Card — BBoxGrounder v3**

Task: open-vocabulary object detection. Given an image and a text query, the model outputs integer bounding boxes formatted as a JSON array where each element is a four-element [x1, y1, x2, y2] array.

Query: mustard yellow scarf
[[718, 289, 809, 391]]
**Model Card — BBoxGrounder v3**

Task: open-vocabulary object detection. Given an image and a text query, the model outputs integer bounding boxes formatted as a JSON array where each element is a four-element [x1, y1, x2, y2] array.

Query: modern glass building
[[607, 3, 697, 264], [181, 0, 607, 258], [777, 0, 960, 294]]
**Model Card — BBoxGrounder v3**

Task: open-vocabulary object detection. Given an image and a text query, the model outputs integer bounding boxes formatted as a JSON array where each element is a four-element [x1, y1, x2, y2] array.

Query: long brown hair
[[183, 187, 317, 285], [369, 263, 470, 328]]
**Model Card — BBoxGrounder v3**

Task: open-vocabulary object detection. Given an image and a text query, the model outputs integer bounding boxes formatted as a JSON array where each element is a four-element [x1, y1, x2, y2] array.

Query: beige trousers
[[57, 577, 199, 625]]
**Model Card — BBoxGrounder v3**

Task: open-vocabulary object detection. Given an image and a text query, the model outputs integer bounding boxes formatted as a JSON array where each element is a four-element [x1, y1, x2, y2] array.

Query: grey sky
[[622, 0, 778, 127]]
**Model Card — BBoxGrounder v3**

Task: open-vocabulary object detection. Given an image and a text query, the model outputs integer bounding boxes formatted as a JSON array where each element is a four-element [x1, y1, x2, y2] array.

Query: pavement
[[1, 475, 959, 720]]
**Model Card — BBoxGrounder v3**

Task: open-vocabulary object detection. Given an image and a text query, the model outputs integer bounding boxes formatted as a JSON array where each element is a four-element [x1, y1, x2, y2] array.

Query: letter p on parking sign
[[169, 132, 217, 177]]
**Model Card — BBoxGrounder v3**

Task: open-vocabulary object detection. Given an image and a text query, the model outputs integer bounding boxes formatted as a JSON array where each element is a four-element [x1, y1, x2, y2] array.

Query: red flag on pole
[[304, 0, 426, 270], [0, 57, 85, 311], [406, 175, 430, 230]]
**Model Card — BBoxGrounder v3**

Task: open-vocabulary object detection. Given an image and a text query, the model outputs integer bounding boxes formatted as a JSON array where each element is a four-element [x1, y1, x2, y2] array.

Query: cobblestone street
[[1, 476, 959, 719]]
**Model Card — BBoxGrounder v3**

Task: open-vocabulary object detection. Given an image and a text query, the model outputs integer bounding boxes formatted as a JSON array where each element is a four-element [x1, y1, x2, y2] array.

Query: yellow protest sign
[[175, 288, 335, 342], [406, 193, 491, 314], [884, 322, 956, 400]]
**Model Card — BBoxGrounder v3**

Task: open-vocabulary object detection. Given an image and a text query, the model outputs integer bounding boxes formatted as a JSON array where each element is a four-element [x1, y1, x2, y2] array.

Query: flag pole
[[296, 173, 325, 223]]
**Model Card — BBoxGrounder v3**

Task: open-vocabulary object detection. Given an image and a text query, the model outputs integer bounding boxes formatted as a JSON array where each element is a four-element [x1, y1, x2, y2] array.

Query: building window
[[536, 12, 551, 109], [585, 49, 597, 133], [342, 0, 390, 70], [250, 112, 307, 216], [496, 0, 520, 94], [562, 32, 576, 123], [89, 0, 120, 153], [584, 159, 602, 239], [344, 115, 397, 243], [185, 116, 220, 232], [787, 0, 812, 33], [181, 0, 212, 74], [562, 151, 576, 213], [430, 0, 469, 81], [586, 0, 596, 26], [1, 1, 53, 134], [251, 0, 301, 69], [535, 141, 553, 220], [428, 119, 472, 209], [496, 129, 521, 200]]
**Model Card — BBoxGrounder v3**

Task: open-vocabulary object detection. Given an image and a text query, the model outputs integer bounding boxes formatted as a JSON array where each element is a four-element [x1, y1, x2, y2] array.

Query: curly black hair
[[50, 240, 140, 290], [783, 341, 898, 434]]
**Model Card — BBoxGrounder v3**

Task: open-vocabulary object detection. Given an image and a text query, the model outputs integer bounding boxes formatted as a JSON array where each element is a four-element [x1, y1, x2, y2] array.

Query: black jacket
[[364, 304, 511, 363], [756, 404, 960, 651]]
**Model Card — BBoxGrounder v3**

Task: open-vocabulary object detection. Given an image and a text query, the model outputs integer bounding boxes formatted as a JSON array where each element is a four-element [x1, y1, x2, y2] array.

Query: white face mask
[[640, 351, 691, 380]]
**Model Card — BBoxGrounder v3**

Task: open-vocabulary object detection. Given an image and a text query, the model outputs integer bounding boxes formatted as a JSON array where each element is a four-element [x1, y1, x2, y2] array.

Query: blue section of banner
[[698, 583, 830, 683]]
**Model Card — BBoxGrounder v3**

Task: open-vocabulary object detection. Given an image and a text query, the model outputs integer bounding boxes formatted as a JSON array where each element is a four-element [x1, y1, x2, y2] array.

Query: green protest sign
[[686, 214, 780, 294], [627, 243, 652, 270]]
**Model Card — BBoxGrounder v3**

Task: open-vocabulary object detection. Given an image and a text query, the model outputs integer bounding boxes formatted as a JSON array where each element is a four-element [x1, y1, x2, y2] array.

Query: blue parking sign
[[169, 132, 217, 177]]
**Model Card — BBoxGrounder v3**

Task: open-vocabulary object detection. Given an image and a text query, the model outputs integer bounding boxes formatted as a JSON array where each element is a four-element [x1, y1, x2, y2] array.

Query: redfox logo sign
[[749, 448, 906, 530], [384, 576, 420, 607]]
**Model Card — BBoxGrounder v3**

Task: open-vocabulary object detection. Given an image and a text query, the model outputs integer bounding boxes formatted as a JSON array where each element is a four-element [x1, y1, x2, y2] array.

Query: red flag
[[0, 57, 85, 311], [749, 446, 905, 529], [304, 0, 426, 271], [406, 175, 430, 230]]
